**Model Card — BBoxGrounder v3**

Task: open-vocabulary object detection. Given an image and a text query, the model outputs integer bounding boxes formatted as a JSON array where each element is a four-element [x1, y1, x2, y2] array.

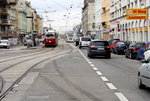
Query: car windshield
[[81, 38, 91, 41], [91, 41, 109, 46], [0, 41, 8, 43]]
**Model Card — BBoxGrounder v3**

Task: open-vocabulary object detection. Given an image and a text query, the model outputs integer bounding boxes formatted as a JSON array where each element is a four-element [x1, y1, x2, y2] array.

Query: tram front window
[[46, 33, 55, 39]]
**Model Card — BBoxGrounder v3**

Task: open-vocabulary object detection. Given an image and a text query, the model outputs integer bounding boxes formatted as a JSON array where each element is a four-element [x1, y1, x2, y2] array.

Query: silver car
[[138, 60, 150, 89]]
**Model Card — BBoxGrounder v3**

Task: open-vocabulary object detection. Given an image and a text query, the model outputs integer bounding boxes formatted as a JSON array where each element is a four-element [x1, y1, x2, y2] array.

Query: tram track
[[0, 44, 73, 100], [0, 47, 53, 64]]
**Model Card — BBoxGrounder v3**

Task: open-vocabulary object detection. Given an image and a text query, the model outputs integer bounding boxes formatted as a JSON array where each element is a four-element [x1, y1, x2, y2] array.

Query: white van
[[79, 37, 91, 49]]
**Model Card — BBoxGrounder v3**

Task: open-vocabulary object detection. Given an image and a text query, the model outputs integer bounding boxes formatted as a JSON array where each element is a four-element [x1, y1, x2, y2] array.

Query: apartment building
[[95, 0, 102, 39], [110, 0, 150, 42], [82, 0, 95, 36], [101, 0, 111, 40], [17, 0, 27, 43], [0, 0, 18, 39]]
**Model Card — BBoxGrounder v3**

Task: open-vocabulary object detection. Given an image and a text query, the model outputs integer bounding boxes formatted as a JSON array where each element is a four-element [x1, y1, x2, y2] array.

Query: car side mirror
[[140, 59, 149, 63]]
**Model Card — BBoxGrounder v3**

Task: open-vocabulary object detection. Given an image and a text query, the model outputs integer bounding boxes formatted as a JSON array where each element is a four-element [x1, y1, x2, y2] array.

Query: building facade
[[101, 0, 111, 40], [82, 0, 95, 36], [0, 0, 18, 39], [95, 0, 102, 39], [17, 0, 27, 43], [110, 0, 150, 42]]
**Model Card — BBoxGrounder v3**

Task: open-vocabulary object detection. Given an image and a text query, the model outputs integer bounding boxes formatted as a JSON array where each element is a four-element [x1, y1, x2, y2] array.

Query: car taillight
[[90, 46, 96, 48], [80, 42, 82, 44], [146, 44, 149, 49], [106, 46, 110, 48], [133, 48, 137, 52]]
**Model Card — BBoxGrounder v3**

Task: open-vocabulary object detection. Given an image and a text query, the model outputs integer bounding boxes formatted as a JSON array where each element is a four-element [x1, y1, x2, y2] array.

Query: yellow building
[[35, 14, 41, 33], [101, 0, 111, 40]]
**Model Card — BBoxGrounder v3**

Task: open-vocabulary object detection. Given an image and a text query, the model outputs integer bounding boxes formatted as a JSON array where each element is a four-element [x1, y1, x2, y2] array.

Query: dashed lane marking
[[101, 76, 109, 82], [93, 67, 98, 71], [106, 83, 117, 90], [96, 71, 103, 76], [91, 64, 95, 67], [115, 93, 129, 101]]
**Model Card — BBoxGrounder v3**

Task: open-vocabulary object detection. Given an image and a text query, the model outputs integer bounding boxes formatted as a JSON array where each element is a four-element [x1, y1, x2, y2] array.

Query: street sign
[[126, 9, 148, 15], [126, 16, 148, 20]]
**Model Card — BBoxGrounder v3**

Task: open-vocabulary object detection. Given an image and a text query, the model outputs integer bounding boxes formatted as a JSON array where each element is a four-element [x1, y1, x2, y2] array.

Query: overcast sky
[[30, 0, 83, 33]]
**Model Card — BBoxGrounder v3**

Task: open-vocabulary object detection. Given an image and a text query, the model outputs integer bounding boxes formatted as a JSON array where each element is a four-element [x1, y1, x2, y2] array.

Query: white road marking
[[106, 83, 117, 90], [115, 93, 129, 101], [88, 62, 92, 64], [91, 64, 95, 67], [101, 76, 109, 82], [86, 60, 90, 62], [93, 67, 98, 71], [96, 71, 103, 76]]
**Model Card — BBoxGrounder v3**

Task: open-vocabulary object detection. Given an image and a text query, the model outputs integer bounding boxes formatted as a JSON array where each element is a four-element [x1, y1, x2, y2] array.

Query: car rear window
[[91, 41, 109, 46], [81, 38, 91, 41]]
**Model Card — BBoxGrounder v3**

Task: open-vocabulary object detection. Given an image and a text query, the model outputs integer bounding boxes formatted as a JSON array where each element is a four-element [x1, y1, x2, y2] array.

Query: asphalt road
[[1, 41, 150, 101]]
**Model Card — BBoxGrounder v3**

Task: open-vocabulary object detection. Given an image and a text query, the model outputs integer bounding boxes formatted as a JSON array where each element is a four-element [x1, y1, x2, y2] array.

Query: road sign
[[126, 16, 148, 20], [126, 9, 148, 15]]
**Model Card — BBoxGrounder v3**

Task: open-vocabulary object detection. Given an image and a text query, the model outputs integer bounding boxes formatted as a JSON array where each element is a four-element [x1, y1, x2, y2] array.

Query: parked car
[[108, 38, 120, 45], [87, 40, 111, 58], [79, 37, 91, 49], [110, 40, 124, 53], [125, 43, 141, 59], [138, 50, 150, 89], [24, 39, 33, 47], [73, 38, 79, 46], [0, 40, 10, 49], [113, 42, 127, 54], [136, 42, 150, 60]]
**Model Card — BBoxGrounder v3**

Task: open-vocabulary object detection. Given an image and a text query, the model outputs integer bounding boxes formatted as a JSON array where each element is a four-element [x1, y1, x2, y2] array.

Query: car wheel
[[105, 54, 111, 59], [136, 55, 140, 60], [79, 46, 81, 49], [129, 53, 134, 59], [117, 50, 120, 55], [138, 74, 145, 89], [88, 54, 93, 58]]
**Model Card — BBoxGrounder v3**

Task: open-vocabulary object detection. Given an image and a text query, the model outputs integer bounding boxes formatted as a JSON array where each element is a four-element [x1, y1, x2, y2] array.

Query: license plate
[[98, 48, 104, 50]]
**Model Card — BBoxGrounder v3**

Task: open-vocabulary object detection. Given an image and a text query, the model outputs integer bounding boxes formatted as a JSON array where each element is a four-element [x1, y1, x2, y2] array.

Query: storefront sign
[[126, 16, 148, 20], [136, 28, 138, 32], [126, 9, 148, 15], [132, 28, 135, 32], [144, 26, 148, 31], [139, 27, 143, 32]]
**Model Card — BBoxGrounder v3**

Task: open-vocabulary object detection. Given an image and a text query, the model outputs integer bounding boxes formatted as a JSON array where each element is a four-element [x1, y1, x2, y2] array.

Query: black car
[[87, 40, 111, 58], [125, 43, 141, 59], [113, 42, 127, 54]]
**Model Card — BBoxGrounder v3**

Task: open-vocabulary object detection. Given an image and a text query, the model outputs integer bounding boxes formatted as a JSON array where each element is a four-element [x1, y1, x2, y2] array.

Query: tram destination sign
[[126, 9, 148, 15]]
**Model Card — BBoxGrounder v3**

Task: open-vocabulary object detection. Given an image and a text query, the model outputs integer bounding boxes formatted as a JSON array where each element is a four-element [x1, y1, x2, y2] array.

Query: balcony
[[8, 0, 18, 4], [1, 19, 15, 26], [0, 8, 10, 15], [0, 0, 18, 4], [0, 0, 8, 4]]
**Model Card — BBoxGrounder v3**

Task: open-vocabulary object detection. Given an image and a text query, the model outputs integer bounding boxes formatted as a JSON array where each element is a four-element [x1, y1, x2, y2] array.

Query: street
[[0, 39, 149, 101]]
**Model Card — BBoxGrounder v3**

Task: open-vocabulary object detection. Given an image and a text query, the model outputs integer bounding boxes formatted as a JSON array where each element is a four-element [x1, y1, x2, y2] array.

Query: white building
[[82, 0, 95, 36], [95, 0, 103, 39], [110, 0, 150, 42]]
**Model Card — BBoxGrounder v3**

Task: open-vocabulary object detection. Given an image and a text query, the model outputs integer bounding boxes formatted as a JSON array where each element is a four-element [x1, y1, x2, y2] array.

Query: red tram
[[44, 30, 58, 47]]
